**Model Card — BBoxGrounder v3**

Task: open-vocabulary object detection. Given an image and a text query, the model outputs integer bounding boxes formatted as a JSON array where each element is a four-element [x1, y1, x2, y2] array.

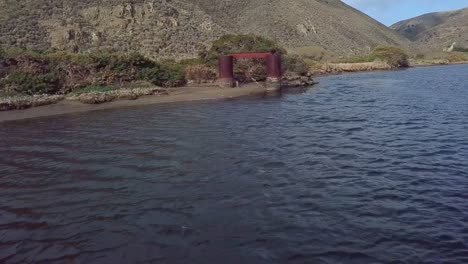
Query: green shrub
[[140, 63, 186, 87], [245, 63, 267, 81], [90, 52, 156, 71], [1, 72, 61, 95], [47, 52, 157, 70], [284, 55, 309, 76], [178, 58, 204, 67], [47, 52, 94, 66], [371, 46, 409, 68], [0, 49, 188, 95], [0, 48, 45, 60], [233, 59, 267, 82], [200, 34, 286, 63]]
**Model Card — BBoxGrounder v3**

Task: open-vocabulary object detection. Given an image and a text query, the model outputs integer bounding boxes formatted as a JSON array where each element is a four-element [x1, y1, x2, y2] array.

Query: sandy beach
[[0, 84, 269, 123]]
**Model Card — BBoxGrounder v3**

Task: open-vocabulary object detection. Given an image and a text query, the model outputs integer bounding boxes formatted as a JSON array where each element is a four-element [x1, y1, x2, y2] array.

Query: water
[[1, 64, 468, 264]]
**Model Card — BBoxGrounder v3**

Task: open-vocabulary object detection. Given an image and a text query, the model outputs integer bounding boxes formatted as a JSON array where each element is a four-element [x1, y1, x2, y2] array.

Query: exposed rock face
[[0, 0, 224, 59], [392, 7, 468, 51], [0, 0, 409, 59]]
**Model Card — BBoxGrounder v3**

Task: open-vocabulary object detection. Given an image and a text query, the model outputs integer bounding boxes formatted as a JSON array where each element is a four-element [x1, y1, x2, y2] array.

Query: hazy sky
[[342, 0, 468, 26]]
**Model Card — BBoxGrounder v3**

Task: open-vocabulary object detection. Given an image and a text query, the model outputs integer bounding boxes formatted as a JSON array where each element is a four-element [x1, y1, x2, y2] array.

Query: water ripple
[[1, 65, 468, 263]]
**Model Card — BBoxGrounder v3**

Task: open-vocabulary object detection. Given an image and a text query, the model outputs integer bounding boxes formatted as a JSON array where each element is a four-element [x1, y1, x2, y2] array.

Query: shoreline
[[1, 62, 466, 123], [0, 84, 268, 123], [409, 60, 468, 68], [310, 60, 468, 76]]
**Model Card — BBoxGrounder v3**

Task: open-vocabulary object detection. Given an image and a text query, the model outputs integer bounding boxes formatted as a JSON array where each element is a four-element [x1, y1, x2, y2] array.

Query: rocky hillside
[[391, 7, 468, 51], [0, 0, 409, 59]]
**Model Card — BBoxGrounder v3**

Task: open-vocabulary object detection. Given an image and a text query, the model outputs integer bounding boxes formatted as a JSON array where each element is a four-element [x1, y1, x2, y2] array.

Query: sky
[[342, 0, 468, 26]]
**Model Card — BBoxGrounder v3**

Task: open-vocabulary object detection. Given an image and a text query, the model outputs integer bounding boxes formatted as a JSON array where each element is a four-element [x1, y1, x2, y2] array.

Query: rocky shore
[[282, 72, 317, 87]]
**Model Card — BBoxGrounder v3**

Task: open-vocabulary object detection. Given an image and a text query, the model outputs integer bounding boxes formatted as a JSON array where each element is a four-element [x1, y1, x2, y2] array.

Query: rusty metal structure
[[218, 52, 282, 89]]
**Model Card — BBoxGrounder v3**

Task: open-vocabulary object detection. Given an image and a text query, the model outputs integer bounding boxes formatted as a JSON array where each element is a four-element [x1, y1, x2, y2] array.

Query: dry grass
[[66, 87, 168, 104], [310, 61, 392, 75], [0, 87, 169, 111], [409, 59, 450, 67], [409, 52, 468, 66], [413, 51, 468, 63], [288, 46, 336, 62], [0, 95, 64, 111]]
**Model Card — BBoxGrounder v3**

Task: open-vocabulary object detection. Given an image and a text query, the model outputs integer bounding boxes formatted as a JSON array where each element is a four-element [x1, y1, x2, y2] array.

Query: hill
[[391, 7, 468, 51], [0, 0, 409, 59]]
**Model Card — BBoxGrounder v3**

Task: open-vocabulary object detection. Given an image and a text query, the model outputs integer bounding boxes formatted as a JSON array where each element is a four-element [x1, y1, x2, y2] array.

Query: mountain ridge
[[0, 0, 409, 59], [391, 7, 468, 51]]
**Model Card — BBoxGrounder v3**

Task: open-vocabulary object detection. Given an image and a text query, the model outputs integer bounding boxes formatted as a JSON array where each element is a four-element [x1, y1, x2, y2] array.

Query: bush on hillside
[[178, 58, 204, 68], [1, 72, 61, 95], [234, 59, 267, 82], [46, 52, 158, 72], [283, 55, 310, 76], [140, 62, 186, 87], [0, 49, 187, 96], [199, 34, 286, 64], [92, 52, 156, 70], [233, 59, 267, 82], [0, 48, 45, 60], [370, 46, 409, 68]]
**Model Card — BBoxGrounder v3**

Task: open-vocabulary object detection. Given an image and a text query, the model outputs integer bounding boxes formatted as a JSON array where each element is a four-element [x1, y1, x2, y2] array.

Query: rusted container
[[218, 56, 234, 87], [266, 53, 282, 79], [266, 54, 282, 91]]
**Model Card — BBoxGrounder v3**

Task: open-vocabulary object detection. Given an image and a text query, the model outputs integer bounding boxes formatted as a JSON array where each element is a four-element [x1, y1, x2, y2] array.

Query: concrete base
[[218, 78, 234, 88], [266, 77, 282, 91]]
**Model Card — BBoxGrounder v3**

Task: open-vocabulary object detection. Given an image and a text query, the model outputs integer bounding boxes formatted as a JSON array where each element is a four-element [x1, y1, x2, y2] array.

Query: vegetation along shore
[[1, 33, 468, 114]]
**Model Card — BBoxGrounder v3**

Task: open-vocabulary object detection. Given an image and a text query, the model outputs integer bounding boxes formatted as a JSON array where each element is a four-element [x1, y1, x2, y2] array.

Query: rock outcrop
[[282, 72, 316, 87]]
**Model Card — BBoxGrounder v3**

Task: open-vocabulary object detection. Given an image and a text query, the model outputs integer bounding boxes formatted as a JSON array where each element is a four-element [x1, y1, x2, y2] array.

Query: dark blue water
[[1, 64, 468, 264]]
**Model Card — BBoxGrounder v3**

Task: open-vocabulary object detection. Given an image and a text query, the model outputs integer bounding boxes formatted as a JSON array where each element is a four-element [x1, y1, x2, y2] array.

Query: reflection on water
[[1, 65, 468, 263]]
